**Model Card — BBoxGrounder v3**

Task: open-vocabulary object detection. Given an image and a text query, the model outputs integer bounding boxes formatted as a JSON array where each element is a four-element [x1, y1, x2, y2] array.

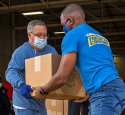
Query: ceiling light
[[54, 32, 65, 34], [22, 11, 44, 15]]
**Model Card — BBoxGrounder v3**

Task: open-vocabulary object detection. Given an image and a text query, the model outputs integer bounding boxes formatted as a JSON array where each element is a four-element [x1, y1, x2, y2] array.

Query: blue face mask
[[63, 18, 73, 34], [33, 37, 47, 49]]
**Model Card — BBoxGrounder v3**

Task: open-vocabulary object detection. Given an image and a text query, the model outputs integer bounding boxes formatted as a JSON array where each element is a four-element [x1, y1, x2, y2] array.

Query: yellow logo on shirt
[[88, 36, 110, 47]]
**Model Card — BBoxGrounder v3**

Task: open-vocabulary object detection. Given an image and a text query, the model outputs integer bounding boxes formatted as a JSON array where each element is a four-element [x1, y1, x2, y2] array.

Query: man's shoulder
[[1, 87, 8, 92], [46, 44, 55, 49], [14, 42, 29, 53], [12, 42, 31, 58], [45, 44, 58, 54]]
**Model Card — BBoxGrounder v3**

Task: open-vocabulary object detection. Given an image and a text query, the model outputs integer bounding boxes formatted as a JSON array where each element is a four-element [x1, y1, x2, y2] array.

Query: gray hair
[[62, 3, 84, 18], [27, 20, 47, 33]]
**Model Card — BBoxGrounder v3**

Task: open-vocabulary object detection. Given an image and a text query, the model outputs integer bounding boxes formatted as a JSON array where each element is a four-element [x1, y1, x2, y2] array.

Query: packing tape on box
[[47, 110, 56, 115], [55, 89, 63, 94], [47, 110, 51, 115], [51, 100, 56, 106], [52, 111, 56, 115], [34, 56, 41, 72], [57, 112, 62, 115], [77, 86, 85, 97]]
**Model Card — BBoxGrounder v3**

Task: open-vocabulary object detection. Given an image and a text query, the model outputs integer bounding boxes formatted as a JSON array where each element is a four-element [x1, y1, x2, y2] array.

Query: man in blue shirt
[[33, 4, 125, 115], [5, 20, 58, 115]]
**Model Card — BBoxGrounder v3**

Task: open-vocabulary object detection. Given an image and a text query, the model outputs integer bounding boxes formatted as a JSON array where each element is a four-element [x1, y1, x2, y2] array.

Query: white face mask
[[33, 37, 47, 49], [0, 83, 2, 88]]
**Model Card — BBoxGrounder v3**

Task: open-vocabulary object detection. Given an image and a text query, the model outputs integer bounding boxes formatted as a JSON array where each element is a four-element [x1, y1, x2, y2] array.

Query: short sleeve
[[61, 31, 78, 56]]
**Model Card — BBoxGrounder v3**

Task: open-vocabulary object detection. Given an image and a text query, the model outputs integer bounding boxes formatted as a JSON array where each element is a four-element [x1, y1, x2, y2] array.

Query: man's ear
[[68, 17, 74, 25], [28, 32, 31, 39]]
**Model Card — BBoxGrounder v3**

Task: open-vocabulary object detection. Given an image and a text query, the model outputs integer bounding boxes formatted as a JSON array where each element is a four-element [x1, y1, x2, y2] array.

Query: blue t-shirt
[[62, 23, 119, 95]]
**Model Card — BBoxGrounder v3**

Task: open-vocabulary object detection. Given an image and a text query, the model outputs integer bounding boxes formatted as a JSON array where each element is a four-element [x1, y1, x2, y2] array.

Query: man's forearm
[[42, 53, 76, 94], [42, 72, 68, 93]]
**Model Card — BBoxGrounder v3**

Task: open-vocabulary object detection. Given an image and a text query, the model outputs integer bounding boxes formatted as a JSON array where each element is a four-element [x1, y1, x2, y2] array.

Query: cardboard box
[[25, 53, 86, 99], [46, 99, 64, 115], [46, 99, 68, 115], [64, 100, 68, 115], [46, 99, 82, 115]]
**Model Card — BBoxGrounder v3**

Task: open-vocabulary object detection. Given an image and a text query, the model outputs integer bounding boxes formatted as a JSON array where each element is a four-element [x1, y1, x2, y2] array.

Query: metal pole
[[110, 22, 112, 33], [11, 12, 16, 52], [108, 2, 125, 14], [102, 3, 103, 20]]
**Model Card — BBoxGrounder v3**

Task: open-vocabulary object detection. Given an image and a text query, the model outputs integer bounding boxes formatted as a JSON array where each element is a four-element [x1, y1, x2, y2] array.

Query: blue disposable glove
[[20, 83, 33, 99]]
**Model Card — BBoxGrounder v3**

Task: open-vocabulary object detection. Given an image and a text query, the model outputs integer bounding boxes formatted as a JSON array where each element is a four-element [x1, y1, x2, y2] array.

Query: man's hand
[[20, 83, 33, 99], [74, 94, 89, 103], [31, 87, 47, 101]]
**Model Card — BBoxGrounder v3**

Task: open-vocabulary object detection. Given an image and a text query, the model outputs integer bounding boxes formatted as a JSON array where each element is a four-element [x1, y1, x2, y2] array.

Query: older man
[[33, 4, 125, 115], [5, 20, 58, 115]]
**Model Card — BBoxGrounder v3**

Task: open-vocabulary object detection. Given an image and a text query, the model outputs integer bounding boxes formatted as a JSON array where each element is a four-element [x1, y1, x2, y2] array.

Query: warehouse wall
[[0, 55, 11, 83], [0, 13, 29, 84], [0, 25, 12, 56], [0, 30, 28, 84], [0, 24, 12, 83], [114, 56, 125, 80], [15, 30, 28, 49]]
